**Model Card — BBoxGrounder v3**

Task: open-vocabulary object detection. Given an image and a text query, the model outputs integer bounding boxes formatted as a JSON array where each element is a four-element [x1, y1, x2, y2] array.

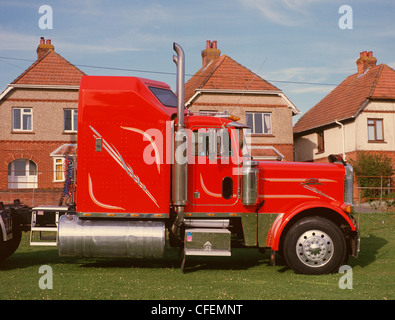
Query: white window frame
[[53, 157, 65, 182], [245, 112, 272, 134], [7, 159, 38, 189], [64, 109, 78, 133], [12, 107, 33, 132], [367, 118, 384, 142], [317, 131, 325, 153]]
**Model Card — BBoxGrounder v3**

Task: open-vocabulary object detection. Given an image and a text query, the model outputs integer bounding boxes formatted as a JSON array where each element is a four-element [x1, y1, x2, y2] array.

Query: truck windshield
[[149, 87, 177, 108]]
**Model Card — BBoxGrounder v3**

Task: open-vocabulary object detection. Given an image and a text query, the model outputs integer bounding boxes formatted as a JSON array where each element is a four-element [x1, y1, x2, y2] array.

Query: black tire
[[0, 226, 22, 262], [283, 216, 347, 275]]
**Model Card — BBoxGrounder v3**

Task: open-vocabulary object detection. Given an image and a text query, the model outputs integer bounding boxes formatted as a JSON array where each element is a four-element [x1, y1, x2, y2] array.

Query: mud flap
[[351, 231, 360, 258], [270, 250, 276, 266]]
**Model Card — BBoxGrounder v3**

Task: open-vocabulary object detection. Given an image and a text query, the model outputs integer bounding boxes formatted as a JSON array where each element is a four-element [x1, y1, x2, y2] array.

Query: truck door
[[187, 127, 241, 207]]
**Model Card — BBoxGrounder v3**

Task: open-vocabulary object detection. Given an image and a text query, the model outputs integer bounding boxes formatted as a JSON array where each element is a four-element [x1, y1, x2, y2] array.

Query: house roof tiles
[[293, 63, 395, 134], [185, 54, 280, 103], [11, 50, 85, 86], [50, 143, 77, 156]]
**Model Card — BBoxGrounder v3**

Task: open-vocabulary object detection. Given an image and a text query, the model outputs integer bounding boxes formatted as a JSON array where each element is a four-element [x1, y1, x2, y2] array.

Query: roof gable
[[185, 54, 279, 102], [11, 50, 85, 86], [371, 64, 395, 99], [293, 63, 395, 134]]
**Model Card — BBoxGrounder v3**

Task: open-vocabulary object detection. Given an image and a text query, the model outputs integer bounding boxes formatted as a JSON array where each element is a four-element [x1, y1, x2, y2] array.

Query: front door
[[187, 127, 241, 208]]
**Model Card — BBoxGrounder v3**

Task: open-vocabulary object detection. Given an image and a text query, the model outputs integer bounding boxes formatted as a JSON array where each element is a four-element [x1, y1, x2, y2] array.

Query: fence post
[[380, 175, 383, 204], [358, 188, 361, 213]]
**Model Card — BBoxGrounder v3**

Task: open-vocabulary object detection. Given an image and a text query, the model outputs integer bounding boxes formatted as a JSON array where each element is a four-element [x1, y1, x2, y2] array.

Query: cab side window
[[192, 129, 232, 158]]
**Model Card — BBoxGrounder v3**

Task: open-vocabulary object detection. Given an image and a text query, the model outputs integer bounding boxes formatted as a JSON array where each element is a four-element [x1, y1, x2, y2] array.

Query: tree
[[349, 152, 394, 201]]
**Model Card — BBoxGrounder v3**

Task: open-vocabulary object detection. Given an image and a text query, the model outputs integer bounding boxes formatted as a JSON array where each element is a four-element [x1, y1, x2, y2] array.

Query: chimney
[[37, 37, 55, 60], [201, 40, 221, 68], [356, 51, 377, 75]]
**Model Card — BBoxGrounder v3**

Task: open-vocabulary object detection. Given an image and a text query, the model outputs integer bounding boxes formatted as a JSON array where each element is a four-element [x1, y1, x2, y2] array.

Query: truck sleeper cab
[[57, 72, 358, 274]]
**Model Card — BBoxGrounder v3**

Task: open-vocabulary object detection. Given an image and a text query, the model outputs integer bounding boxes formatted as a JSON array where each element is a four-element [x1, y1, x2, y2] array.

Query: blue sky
[[1, 0, 394, 122]]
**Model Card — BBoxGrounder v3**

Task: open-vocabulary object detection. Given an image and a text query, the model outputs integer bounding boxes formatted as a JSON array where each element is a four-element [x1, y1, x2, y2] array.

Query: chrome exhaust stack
[[171, 43, 187, 240], [173, 42, 185, 130]]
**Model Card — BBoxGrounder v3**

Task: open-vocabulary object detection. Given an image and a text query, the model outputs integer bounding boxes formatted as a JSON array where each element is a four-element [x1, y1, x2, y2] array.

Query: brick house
[[185, 41, 299, 161], [293, 51, 395, 167], [0, 38, 85, 205]]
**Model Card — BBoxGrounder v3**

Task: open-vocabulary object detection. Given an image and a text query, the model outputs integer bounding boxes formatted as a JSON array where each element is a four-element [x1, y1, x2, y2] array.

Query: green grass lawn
[[0, 212, 393, 300]]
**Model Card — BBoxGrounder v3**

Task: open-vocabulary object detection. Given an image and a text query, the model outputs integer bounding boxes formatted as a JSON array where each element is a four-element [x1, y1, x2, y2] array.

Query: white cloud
[[261, 64, 352, 97], [0, 0, 37, 9], [240, 0, 317, 26], [0, 29, 38, 51], [286, 85, 333, 95], [0, 28, 143, 54], [263, 65, 348, 85], [388, 62, 395, 69], [56, 39, 144, 54]]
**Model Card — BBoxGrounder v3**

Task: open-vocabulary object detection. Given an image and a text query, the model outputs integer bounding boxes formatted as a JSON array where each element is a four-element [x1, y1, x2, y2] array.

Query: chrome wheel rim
[[296, 229, 333, 267]]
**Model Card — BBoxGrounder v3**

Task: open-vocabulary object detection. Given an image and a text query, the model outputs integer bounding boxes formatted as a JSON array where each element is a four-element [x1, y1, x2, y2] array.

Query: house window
[[245, 112, 272, 134], [317, 131, 325, 153], [13, 108, 32, 131], [64, 109, 78, 132], [367, 119, 384, 142], [54, 158, 64, 182], [8, 159, 37, 189]]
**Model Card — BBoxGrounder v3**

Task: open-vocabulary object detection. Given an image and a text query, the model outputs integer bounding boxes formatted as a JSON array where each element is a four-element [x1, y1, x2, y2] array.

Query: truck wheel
[[283, 216, 347, 275], [0, 227, 22, 262]]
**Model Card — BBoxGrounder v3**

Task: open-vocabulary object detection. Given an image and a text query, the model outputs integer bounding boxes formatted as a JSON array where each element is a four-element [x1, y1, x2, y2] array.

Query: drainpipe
[[335, 120, 346, 160]]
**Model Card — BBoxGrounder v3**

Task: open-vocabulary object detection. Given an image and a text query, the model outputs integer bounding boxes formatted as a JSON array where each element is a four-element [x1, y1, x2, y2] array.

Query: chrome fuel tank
[[58, 215, 165, 259]]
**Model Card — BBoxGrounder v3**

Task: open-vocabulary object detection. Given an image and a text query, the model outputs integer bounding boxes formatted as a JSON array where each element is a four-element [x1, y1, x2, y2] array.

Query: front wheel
[[283, 216, 347, 275]]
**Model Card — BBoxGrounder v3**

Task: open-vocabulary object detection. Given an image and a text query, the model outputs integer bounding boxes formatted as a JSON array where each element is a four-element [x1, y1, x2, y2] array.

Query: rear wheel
[[283, 216, 347, 275], [0, 226, 22, 262]]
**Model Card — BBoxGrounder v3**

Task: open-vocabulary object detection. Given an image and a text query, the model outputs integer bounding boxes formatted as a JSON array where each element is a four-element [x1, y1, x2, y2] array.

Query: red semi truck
[[0, 43, 359, 274]]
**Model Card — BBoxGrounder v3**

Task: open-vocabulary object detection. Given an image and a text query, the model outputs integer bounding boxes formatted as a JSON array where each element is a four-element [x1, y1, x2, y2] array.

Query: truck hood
[[255, 160, 346, 209]]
